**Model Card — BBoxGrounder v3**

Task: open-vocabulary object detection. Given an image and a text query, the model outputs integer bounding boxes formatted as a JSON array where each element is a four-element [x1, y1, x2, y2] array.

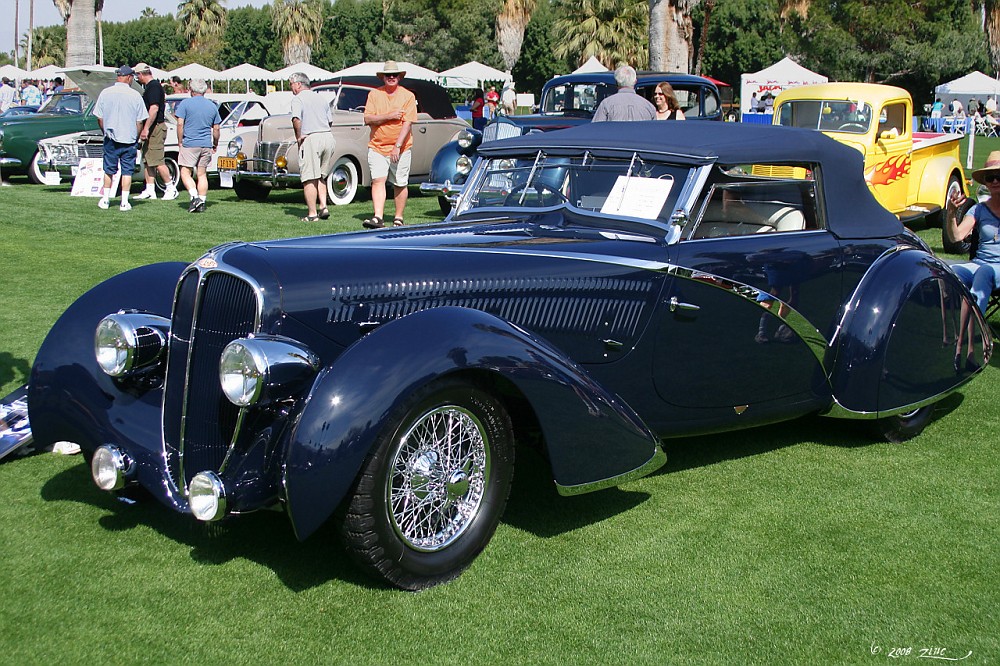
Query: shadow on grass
[[0, 352, 32, 389], [40, 463, 376, 592]]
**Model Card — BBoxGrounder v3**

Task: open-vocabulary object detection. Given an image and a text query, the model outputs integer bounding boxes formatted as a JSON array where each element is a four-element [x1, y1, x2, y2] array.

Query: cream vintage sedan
[[224, 76, 468, 205]]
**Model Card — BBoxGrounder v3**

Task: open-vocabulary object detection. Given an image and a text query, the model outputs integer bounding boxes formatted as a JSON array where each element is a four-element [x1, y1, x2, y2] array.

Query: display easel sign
[[71, 157, 120, 197]]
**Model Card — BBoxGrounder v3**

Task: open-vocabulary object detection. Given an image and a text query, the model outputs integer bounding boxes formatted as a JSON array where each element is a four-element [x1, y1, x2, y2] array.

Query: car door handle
[[669, 297, 700, 313]]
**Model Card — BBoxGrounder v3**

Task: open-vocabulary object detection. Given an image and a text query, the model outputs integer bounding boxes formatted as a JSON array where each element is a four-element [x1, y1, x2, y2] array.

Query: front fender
[[828, 248, 990, 415], [282, 306, 662, 541], [916, 157, 964, 206], [426, 139, 471, 186]]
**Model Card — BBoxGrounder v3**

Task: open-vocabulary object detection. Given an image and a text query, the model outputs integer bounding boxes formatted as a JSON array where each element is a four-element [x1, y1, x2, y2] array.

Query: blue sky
[[4, 0, 271, 69]]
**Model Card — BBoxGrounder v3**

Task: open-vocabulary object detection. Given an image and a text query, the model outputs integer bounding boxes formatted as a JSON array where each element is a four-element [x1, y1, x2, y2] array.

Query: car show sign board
[[71, 158, 119, 197]]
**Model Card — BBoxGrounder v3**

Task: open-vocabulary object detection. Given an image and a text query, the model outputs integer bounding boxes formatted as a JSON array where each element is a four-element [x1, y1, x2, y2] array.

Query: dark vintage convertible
[[28, 121, 991, 590]]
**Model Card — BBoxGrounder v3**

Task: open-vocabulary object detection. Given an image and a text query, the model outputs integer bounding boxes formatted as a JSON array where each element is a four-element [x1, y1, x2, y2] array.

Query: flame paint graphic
[[866, 155, 911, 186]]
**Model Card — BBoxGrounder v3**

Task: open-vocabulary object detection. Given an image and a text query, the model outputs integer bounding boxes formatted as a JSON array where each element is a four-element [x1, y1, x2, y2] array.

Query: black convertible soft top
[[478, 120, 903, 239], [314, 75, 457, 120]]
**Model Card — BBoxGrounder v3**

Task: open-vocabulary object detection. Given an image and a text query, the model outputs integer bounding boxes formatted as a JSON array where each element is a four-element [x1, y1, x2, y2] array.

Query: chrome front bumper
[[0, 157, 22, 167], [420, 180, 462, 205]]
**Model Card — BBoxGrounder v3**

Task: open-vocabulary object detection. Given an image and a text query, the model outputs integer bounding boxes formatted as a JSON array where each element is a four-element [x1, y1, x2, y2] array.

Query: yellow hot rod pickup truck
[[773, 82, 970, 250]]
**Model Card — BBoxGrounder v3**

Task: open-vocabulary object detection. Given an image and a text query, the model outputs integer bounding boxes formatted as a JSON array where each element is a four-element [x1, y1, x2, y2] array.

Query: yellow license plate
[[217, 157, 239, 170]]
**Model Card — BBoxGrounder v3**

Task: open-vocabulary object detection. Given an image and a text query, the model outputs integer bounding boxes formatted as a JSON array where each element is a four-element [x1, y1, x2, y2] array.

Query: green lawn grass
[[0, 174, 998, 665]]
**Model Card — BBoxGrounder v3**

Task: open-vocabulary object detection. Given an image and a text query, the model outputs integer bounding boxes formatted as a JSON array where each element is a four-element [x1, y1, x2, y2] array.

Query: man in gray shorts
[[174, 78, 221, 213], [290, 72, 335, 221]]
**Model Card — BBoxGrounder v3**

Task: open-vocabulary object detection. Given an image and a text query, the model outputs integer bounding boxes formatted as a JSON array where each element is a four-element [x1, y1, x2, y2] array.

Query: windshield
[[38, 92, 88, 115], [775, 99, 873, 134], [457, 151, 692, 225], [540, 83, 614, 116]]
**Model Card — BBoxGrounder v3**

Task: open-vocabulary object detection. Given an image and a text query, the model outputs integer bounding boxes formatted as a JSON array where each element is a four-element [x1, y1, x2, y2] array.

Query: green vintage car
[[0, 90, 95, 183]]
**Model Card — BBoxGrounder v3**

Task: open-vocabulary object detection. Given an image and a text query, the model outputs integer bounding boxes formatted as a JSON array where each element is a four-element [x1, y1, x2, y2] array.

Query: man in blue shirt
[[93, 65, 147, 211], [175, 78, 221, 213]]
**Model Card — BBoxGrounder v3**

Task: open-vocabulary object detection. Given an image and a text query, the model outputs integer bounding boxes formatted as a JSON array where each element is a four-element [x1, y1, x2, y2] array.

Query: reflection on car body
[[29, 121, 990, 592]]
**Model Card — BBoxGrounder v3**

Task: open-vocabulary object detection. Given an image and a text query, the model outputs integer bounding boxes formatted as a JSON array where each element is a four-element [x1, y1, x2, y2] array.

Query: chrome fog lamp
[[457, 129, 475, 149], [275, 155, 287, 169], [94, 313, 170, 377], [189, 471, 226, 522], [456, 155, 473, 175], [91, 445, 133, 491], [219, 336, 319, 407], [227, 136, 243, 157]]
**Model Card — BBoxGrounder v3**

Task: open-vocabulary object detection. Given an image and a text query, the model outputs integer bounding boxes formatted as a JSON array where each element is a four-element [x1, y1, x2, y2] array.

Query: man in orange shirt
[[362, 61, 418, 228]]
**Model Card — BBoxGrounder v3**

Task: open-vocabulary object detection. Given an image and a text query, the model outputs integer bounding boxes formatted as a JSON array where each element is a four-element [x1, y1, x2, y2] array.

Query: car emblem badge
[[733, 405, 748, 415], [198, 257, 218, 269]]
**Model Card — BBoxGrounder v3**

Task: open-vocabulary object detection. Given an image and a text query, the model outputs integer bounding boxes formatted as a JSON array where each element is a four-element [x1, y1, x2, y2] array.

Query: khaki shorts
[[179, 146, 213, 170], [141, 122, 167, 167], [299, 132, 336, 182], [368, 148, 412, 187]]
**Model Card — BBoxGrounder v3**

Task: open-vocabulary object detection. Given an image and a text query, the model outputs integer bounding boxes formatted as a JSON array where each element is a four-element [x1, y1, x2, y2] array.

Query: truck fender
[[827, 248, 989, 415], [915, 157, 964, 207], [282, 306, 662, 541], [28, 262, 187, 451]]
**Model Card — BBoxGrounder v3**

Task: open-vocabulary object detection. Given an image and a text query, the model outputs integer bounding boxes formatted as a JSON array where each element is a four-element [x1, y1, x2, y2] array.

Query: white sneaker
[[134, 189, 156, 200], [119, 201, 132, 211], [162, 186, 179, 200], [98, 198, 109, 210]]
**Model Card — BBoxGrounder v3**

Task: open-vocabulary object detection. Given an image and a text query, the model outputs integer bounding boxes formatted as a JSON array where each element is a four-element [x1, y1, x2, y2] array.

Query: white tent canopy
[[327, 61, 440, 82], [272, 62, 339, 83], [572, 56, 608, 74], [0, 64, 28, 80], [740, 56, 827, 114], [438, 61, 510, 89], [28, 64, 65, 80], [169, 63, 222, 81], [934, 71, 1000, 107], [217, 63, 275, 92]]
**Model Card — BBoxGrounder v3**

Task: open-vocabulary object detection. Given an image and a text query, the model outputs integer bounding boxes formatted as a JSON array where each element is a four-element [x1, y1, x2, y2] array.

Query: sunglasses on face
[[653, 93, 665, 97], [383, 74, 400, 79], [984, 173, 1000, 184]]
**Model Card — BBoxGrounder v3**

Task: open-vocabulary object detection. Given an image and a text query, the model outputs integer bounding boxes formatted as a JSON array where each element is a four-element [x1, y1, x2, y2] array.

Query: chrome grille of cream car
[[163, 269, 260, 491]]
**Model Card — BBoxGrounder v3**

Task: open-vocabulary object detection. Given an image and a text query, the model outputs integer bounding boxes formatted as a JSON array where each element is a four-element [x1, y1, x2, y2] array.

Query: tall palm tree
[[553, 0, 648, 70], [987, 0, 1000, 75], [177, 0, 228, 52], [53, 0, 103, 66], [496, 0, 537, 72], [648, 0, 701, 72], [271, 0, 323, 66]]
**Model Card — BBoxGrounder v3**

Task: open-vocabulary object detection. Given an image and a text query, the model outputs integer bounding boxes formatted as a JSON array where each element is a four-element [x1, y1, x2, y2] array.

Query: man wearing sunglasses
[[362, 61, 418, 229]]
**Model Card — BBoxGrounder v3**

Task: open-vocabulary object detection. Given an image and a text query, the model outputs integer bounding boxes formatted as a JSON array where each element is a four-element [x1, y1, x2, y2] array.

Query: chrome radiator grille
[[163, 270, 259, 491], [482, 121, 523, 144], [256, 141, 291, 165]]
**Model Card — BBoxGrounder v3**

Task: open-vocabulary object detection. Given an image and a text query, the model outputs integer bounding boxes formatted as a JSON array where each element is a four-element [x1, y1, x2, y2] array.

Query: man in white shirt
[[290, 72, 335, 221], [92, 65, 147, 211], [0, 78, 15, 113]]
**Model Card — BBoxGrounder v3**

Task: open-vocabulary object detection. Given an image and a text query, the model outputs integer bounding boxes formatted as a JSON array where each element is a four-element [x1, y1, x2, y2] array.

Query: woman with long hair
[[653, 82, 685, 121]]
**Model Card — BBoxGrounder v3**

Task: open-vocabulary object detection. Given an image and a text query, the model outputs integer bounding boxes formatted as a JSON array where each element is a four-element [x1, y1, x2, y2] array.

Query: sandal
[[301, 214, 320, 222], [393, 218, 404, 226], [318, 207, 330, 220], [362, 216, 384, 229]]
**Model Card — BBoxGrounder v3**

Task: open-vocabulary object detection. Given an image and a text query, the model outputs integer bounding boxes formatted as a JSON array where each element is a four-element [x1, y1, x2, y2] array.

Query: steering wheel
[[504, 181, 569, 207], [837, 122, 866, 132]]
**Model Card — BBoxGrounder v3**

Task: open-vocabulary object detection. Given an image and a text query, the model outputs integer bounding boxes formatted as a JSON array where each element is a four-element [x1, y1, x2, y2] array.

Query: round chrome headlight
[[227, 136, 243, 157], [91, 445, 132, 491], [189, 471, 226, 521], [457, 129, 475, 149], [219, 341, 264, 407], [456, 155, 473, 175], [94, 313, 169, 377], [219, 336, 319, 407]]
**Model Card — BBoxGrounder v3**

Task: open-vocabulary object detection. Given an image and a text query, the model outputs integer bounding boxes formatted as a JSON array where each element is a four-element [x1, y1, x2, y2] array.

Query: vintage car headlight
[[189, 471, 226, 521], [457, 129, 475, 149], [219, 336, 319, 407], [456, 155, 473, 175], [91, 445, 134, 491], [275, 155, 287, 169], [94, 313, 170, 377], [227, 136, 243, 157]]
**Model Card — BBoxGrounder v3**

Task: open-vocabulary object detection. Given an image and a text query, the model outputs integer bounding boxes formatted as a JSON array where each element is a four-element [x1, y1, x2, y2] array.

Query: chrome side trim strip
[[820, 368, 984, 420], [555, 447, 667, 496]]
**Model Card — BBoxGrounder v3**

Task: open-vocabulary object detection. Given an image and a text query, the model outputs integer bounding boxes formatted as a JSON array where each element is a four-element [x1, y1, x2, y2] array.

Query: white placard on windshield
[[600, 176, 673, 219]]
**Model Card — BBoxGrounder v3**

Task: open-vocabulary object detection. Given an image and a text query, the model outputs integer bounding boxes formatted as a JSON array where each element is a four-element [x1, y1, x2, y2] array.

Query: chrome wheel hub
[[388, 406, 490, 552]]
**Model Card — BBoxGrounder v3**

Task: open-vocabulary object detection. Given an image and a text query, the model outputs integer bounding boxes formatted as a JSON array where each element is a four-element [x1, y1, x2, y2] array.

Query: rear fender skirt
[[825, 248, 991, 417], [282, 306, 663, 541]]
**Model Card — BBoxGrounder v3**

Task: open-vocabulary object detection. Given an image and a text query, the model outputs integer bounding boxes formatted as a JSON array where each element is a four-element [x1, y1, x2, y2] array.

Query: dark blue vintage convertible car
[[421, 71, 722, 211], [29, 122, 990, 590]]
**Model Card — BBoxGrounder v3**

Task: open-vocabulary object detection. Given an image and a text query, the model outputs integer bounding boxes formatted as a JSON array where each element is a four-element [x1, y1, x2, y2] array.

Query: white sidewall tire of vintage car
[[28, 151, 47, 184], [154, 155, 180, 192], [326, 157, 359, 206], [339, 377, 515, 590]]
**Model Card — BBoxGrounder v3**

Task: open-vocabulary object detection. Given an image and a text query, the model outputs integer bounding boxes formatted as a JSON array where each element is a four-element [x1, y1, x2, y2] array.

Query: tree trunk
[[649, 0, 699, 73], [987, 0, 1000, 76], [496, 16, 525, 72], [64, 0, 97, 66]]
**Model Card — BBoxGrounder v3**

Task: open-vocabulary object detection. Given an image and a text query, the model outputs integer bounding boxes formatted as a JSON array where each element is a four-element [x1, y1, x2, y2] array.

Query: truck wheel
[[154, 155, 180, 193], [326, 157, 358, 205], [233, 178, 271, 202], [941, 185, 975, 255], [340, 377, 515, 590], [875, 405, 935, 443]]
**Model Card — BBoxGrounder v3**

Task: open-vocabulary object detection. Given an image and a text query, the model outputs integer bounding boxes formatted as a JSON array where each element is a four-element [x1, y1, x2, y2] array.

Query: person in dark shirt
[[133, 62, 178, 200]]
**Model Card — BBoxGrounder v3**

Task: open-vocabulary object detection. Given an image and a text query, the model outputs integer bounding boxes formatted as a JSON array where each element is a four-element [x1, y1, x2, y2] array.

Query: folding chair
[[966, 230, 1000, 327]]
